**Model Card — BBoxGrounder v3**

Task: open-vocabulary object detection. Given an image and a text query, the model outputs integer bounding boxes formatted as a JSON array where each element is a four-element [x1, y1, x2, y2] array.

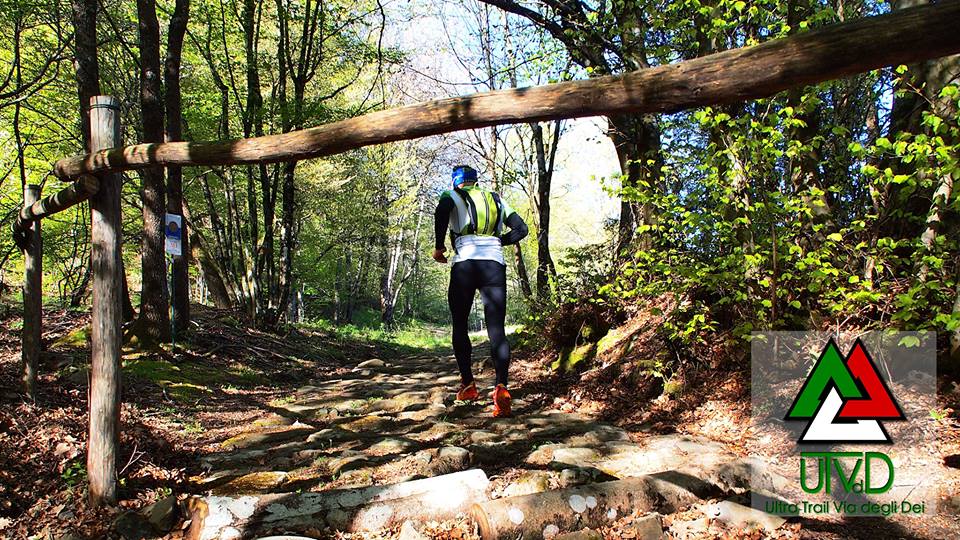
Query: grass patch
[[302, 309, 450, 354], [52, 326, 91, 348], [226, 363, 263, 385], [123, 355, 263, 403], [268, 395, 296, 407]]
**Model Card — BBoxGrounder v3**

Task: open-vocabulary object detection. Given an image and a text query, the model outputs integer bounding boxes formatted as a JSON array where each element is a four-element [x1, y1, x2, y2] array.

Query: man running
[[432, 165, 528, 418]]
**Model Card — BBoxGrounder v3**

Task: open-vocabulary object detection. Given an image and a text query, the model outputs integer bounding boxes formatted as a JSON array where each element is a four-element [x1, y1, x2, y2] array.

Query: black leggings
[[448, 259, 510, 386]]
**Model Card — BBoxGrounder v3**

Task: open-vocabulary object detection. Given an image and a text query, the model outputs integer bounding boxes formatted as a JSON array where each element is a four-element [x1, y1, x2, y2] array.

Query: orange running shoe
[[456, 381, 478, 402], [492, 384, 512, 418]]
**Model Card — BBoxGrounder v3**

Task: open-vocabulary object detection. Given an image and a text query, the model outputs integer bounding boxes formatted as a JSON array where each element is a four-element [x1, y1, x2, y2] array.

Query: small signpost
[[164, 214, 182, 256], [165, 214, 182, 349]]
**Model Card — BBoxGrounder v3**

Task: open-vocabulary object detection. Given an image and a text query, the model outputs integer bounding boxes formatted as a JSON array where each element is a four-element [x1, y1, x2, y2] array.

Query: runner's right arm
[[434, 193, 454, 251]]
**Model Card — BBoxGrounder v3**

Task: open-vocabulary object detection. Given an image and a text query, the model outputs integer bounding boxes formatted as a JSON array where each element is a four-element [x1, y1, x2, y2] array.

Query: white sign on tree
[[164, 214, 182, 256]]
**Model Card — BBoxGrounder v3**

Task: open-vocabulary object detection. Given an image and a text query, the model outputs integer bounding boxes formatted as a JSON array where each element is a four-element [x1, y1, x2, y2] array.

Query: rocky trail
[[179, 348, 789, 540], [5, 309, 959, 540]]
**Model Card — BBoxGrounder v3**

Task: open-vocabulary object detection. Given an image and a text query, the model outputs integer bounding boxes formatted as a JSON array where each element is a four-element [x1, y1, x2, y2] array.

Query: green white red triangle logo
[[784, 338, 905, 443]]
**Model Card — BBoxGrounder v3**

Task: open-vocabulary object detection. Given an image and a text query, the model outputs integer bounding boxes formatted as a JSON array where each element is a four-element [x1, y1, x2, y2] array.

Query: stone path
[[186, 351, 777, 539]]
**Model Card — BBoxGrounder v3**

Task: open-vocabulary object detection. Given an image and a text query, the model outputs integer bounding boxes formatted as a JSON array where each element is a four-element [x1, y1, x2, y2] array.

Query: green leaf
[[898, 335, 921, 348]]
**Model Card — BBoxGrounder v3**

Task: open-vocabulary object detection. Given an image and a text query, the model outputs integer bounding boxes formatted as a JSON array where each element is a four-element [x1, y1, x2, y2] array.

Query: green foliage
[[182, 420, 205, 434], [594, 74, 960, 348], [3, 0, 958, 369], [538, 1, 960, 358], [930, 408, 951, 422], [60, 460, 87, 487], [52, 326, 92, 348]]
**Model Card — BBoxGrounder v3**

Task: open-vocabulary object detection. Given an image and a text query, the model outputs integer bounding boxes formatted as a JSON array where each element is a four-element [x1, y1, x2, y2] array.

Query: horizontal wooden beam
[[13, 174, 100, 249], [53, 2, 960, 179], [12, 175, 100, 246]]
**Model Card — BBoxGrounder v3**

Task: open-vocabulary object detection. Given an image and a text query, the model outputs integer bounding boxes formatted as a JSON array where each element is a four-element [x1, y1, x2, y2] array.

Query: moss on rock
[[52, 326, 91, 348], [596, 327, 623, 356], [121, 356, 266, 402], [551, 342, 596, 373], [211, 471, 289, 495]]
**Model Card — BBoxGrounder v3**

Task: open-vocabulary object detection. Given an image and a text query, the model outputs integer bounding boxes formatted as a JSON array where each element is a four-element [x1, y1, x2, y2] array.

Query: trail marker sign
[[164, 214, 182, 256]]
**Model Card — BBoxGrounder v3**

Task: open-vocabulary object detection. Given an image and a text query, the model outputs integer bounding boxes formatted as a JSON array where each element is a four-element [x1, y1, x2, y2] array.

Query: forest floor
[[1, 303, 959, 539]]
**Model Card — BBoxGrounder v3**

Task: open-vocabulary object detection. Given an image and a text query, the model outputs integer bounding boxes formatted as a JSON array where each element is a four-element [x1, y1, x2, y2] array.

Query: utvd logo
[[784, 338, 906, 494], [785, 338, 905, 443], [799, 451, 894, 494]]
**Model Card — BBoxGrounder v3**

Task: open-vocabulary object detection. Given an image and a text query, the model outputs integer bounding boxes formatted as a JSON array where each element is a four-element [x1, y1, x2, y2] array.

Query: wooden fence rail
[[52, 2, 960, 180], [12, 176, 99, 242]]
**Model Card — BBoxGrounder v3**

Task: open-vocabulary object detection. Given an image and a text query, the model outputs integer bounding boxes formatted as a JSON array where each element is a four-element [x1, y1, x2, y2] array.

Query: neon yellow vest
[[447, 186, 503, 237]]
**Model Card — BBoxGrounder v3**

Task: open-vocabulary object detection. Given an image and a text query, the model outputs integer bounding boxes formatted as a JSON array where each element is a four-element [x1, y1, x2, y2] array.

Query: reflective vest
[[445, 186, 504, 239]]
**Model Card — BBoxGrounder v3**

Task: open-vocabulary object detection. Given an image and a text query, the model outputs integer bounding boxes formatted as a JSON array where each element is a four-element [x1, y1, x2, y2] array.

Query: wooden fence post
[[87, 95, 122, 507], [22, 184, 42, 399]]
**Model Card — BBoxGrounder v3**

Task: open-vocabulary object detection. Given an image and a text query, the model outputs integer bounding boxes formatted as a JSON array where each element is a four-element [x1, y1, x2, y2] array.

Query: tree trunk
[[238, 0, 263, 321], [380, 233, 397, 326], [278, 160, 297, 322], [346, 246, 360, 322], [121, 266, 136, 323], [183, 202, 234, 310], [71, 0, 137, 320], [609, 114, 663, 257], [165, 0, 191, 332], [533, 121, 559, 300], [918, 172, 955, 281], [881, 0, 960, 239], [787, 0, 833, 242], [190, 235, 234, 310], [862, 96, 883, 288], [135, 0, 170, 343], [512, 244, 533, 299], [719, 126, 756, 254], [69, 262, 91, 307], [392, 203, 425, 324], [70, 0, 100, 152], [951, 279, 960, 362]]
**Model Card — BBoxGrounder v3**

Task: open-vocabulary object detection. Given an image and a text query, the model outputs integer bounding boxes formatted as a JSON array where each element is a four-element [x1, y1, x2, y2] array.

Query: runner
[[432, 165, 529, 418]]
